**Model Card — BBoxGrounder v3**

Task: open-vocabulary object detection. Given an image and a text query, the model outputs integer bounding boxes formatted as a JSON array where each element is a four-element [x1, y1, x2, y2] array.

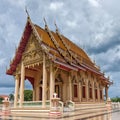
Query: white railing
[[67, 100, 75, 111], [112, 102, 120, 110], [58, 101, 64, 112], [17, 100, 50, 107]]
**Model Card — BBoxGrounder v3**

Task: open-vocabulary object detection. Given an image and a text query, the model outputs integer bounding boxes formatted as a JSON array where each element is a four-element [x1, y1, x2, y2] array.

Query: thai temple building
[[6, 15, 112, 112]]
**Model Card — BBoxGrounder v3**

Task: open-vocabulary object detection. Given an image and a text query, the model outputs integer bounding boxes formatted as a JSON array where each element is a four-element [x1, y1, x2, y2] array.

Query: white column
[[69, 73, 72, 100], [19, 62, 25, 107], [50, 62, 55, 106], [92, 81, 95, 102], [35, 73, 40, 101], [78, 82, 82, 102], [97, 84, 100, 102], [33, 89, 35, 101], [86, 80, 89, 101], [105, 86, 108, 101], [14, 74, 20, 108], [42, 53, 47, 108]]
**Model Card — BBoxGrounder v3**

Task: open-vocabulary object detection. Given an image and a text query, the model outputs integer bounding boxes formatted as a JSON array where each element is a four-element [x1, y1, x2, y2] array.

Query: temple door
[[55, 85, 60, 97], [39, 87, 42, 100]]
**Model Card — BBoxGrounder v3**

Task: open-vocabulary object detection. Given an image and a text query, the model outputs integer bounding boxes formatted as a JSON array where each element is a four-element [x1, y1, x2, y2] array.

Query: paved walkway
[[111, 110, 120, 120]]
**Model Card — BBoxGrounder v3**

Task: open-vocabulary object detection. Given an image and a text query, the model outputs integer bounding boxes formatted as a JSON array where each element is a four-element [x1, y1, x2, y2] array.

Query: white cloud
[[49, 2, 64, 11], [88, 0, 100, 7], [66, 20, 77, 28]]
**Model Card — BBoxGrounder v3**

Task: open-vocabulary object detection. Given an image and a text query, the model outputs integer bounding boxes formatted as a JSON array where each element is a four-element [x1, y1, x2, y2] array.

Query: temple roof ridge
[[6, 16, 109, 84], [43, 19, 72, 64]]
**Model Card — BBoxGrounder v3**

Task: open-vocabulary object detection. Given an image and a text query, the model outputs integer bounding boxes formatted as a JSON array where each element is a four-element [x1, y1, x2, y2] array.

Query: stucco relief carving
[[14, 64, 21, 75], [22, 34, 43, 65], [72, 75, 78, 83]]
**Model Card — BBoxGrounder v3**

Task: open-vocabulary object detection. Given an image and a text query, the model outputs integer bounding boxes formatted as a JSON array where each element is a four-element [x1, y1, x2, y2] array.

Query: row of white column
[[14, 53, 108, 107], [14, 53, 55, 108], [14, 62, 25, 108]]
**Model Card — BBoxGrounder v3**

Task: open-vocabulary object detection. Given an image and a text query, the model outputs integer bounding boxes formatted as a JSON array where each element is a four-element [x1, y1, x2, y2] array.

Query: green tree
[[24, 90, 33, 101], [111, 96, 120, 102], [0, 97, 4, 104], [9, 93, 14, 101]]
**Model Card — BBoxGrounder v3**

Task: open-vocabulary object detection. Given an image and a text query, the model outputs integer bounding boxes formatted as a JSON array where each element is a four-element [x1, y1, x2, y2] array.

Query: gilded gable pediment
[[24, 33, 40, 53], [22, 33, 43, 66]]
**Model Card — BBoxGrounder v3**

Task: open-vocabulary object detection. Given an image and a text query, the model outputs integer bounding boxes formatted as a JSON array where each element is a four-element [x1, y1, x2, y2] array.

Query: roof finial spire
[[25, 6, 30, 18], [54, 21, 58, 32], [43, 17, 48, 29], [43, 18, 47, 25]]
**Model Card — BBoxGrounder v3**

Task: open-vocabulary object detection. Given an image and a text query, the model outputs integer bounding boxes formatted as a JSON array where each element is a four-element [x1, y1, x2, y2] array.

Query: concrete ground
[[0, 110, 120, 120], [111, 110, 120, 120]]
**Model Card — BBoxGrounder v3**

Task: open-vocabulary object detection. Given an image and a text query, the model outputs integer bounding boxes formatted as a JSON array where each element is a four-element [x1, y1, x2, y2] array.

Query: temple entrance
[[39, 87, 42, 100], [55, 85, 60, 98], [55, 74, 63, 100]]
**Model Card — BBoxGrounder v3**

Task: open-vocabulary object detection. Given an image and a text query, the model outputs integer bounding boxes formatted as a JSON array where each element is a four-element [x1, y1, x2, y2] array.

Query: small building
[[0, 95, 9, 100], [6, 15, 112, 110]]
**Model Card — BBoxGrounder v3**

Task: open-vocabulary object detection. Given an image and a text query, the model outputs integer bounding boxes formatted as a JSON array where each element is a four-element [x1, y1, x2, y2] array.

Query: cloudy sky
[[0, 0, 120, 97]]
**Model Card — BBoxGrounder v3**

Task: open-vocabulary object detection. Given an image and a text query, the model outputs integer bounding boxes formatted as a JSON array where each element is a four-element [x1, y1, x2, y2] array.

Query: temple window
[[74, 84, 78, 98], [88, 81, 92, 99], [72, 76, 78, 98], [82, 80, 86, 98]]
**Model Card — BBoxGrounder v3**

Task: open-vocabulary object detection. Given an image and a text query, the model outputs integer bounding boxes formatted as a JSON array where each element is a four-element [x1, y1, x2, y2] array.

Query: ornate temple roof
[[35, 25, 91, 63], [6, 16, 112, 85]]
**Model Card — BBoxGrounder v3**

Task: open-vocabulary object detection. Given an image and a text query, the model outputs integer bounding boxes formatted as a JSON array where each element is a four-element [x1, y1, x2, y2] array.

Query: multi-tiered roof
[[6, 16, 112, 85]]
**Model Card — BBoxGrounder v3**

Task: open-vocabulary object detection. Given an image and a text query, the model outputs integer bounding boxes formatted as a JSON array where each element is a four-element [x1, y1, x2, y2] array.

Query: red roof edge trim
[[6, 21, 32, 75], [71, 63, 86, 71], [54, 60, 78, 71], [81, 64, 102, 75]]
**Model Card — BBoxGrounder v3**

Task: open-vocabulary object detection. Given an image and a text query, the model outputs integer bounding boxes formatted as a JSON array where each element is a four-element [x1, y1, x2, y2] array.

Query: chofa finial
[[43, 18, 48, 29], [43, 18, 47, 25], [25, 6, 30, 18], [54, 21, 58, 32]]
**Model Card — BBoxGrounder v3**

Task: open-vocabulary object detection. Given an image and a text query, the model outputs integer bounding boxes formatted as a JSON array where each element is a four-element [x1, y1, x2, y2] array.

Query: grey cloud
[[104, 57, 120, 72], [87, 32, 120, 54], [0, 0, 120, 98]]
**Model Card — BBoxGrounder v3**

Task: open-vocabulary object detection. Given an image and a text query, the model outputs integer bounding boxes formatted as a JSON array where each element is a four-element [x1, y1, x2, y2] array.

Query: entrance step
[[63, 103, 108, 119], [11, 107, 50, 116]]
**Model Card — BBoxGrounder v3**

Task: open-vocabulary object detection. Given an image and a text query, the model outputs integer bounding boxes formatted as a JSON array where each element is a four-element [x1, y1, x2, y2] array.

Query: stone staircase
[[75, 102, 106, 110], [63, 102, 108, 119], [9, 103, 109, 119], [10, 107, 50, 117]]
